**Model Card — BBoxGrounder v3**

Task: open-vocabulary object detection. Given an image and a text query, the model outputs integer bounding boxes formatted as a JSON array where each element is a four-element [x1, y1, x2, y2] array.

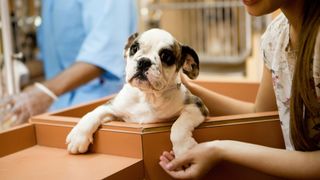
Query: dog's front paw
[[66, 126, 93, 154], [173, 138, 198, 158]]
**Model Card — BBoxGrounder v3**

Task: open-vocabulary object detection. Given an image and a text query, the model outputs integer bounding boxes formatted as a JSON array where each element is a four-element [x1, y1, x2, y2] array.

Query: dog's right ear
[[124, 32, 139, 58], [181, 45, 199, 79]]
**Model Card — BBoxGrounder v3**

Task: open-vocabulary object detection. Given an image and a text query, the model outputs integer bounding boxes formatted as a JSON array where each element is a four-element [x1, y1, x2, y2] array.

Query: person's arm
[[0, 62, 103, 128], [42, 62, 103, 96], [160, 141, 320, 179], [46, 0, 137, 96], [75, 0, 137, 82], [219, 141, 320, 179], [184, 65, 277, 116]]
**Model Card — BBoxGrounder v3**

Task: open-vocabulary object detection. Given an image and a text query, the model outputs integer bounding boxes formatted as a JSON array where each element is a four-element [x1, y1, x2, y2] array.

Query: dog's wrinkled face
[[124, 28, 199, 92]]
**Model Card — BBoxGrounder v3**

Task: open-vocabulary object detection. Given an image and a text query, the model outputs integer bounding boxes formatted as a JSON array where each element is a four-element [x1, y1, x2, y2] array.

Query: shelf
[[0, 145, 143, 180]]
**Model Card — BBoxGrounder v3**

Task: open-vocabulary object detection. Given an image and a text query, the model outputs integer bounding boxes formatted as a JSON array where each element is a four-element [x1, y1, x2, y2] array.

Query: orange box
[[0, 81, 285, 180]]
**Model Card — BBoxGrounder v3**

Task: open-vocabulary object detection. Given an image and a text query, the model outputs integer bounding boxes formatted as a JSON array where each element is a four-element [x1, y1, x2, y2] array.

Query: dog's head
[[124, 28, 199, 92]]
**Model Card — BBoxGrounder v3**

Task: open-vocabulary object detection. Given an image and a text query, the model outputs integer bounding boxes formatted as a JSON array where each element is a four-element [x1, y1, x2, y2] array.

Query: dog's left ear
[[124, 32, 139, 58], [181, 45, 199, 79]]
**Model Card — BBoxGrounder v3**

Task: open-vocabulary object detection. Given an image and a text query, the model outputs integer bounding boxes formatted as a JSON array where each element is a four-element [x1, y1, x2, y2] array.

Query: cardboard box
[[0, 81, 285, 179]]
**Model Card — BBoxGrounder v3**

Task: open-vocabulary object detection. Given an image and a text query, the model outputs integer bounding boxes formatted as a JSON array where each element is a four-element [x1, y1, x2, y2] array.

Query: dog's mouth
[[131, 72, 148, 81], [129, 71, 151, 87], [128, 68, 165, 91], [128, 70, 160, 91]]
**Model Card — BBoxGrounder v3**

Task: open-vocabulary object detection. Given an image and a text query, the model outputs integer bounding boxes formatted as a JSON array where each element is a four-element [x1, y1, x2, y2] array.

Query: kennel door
[[142, 0, 252, 65]]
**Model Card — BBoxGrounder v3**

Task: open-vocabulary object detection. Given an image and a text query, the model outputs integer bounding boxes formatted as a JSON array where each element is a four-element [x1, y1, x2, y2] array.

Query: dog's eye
[[160, 49, 175, 66], [130, 43, 139, 56]]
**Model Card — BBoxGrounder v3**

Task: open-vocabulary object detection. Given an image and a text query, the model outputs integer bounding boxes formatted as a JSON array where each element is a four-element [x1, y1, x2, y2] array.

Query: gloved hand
[[0, 85, 55, 130]]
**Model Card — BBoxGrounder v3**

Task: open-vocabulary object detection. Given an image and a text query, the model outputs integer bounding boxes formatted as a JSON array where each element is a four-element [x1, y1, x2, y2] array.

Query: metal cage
[[141, 0, 252, 65]]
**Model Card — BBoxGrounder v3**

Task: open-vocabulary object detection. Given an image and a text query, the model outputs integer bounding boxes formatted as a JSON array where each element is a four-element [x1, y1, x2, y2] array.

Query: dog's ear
[[181, 45, 199, 79], [124, 32, 139, 58]]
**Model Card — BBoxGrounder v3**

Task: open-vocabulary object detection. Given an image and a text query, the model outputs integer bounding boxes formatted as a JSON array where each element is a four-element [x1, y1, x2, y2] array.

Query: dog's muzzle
[[132, 58, 152, 80]]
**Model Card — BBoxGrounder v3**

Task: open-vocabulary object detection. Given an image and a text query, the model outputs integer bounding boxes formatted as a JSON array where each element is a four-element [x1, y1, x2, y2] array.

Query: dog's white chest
[[121, 101, 157, 123], [111, 84, 184, 124]]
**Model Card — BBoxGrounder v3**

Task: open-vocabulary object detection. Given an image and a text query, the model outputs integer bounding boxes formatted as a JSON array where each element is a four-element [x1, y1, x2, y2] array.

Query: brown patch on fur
[[180, 45, 200, 79], [184, 92, 209, 116], [124, 32, 139, 58], [182, 54, 199, 79], [171, 41, 183, 71]]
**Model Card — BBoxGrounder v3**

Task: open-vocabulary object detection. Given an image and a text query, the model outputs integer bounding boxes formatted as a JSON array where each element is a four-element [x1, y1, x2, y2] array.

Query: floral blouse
[[260, 13, 320, 150]]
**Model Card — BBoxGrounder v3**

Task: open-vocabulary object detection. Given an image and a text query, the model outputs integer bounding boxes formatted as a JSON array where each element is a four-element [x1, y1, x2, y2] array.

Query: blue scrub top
[[37, 0, 137, 110]]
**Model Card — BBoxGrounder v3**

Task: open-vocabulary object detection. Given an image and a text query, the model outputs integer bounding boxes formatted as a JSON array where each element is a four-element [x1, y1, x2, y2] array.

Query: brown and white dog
[[66, 28, 208, 157]]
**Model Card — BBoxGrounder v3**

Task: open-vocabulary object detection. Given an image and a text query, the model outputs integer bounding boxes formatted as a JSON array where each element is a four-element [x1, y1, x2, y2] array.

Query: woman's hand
[[180, 73, 192, 88], [159, 141, 223, 179]]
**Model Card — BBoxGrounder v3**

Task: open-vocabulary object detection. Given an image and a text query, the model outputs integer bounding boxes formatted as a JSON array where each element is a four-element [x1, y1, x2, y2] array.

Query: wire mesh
[[142, 0, 252, 64]]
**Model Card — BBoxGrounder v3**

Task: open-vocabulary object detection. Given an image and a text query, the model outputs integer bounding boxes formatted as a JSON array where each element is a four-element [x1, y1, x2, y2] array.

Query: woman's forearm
[[214, 140, 320, 179], [184, 66, 277, 116], [43, 62, 104, 96], [187, 82, 255, 116]]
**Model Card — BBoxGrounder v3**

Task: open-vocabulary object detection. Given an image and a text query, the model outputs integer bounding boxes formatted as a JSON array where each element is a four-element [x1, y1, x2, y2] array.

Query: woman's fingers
[[163, 152, 193, 171], [159, 160, 195, 179], [162, 151, 175, 161]]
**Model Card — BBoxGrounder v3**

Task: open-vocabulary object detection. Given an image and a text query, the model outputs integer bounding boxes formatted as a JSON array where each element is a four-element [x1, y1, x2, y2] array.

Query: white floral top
[[260, 13, 320, 150]]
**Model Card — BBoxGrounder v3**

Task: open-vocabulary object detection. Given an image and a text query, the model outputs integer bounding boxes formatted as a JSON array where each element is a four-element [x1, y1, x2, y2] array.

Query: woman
[[159, 0, 320, 179]]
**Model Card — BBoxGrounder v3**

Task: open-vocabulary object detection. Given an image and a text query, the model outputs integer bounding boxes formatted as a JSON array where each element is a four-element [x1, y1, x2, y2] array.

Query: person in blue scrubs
[[38, 0, 137, 110], [0, 0, 137, 127]]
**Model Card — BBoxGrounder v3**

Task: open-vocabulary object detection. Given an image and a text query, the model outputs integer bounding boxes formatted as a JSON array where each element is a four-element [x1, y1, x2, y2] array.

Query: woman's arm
[[160, 141, 320, 179], [220, 141, 320, 179], [185, 65, 277, 116]]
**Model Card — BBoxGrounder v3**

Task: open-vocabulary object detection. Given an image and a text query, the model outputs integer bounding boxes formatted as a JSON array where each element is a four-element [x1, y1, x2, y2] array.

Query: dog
[[66, 28, 208, 157]]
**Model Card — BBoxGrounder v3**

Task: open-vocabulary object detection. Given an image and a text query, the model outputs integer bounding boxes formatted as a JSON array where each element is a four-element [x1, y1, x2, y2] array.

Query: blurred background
[[0, 0, 278, 99]]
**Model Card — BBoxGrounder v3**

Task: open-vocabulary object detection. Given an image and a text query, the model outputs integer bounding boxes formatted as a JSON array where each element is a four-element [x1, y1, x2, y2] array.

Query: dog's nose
[[137, 58, 152, 71]]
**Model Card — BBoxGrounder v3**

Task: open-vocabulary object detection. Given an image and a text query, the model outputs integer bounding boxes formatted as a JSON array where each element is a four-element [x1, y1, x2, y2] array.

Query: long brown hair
[[290, 0, 320, 151]]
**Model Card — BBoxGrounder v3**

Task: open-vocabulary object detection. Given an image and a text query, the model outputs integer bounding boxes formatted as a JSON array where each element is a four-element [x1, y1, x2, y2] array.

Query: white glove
[[0, 83, 56, 130]]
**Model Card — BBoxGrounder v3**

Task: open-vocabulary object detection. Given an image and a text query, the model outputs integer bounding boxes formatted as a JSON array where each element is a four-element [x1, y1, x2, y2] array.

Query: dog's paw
[[172, 138, 198, 158], [66, 126, 93, 154]]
